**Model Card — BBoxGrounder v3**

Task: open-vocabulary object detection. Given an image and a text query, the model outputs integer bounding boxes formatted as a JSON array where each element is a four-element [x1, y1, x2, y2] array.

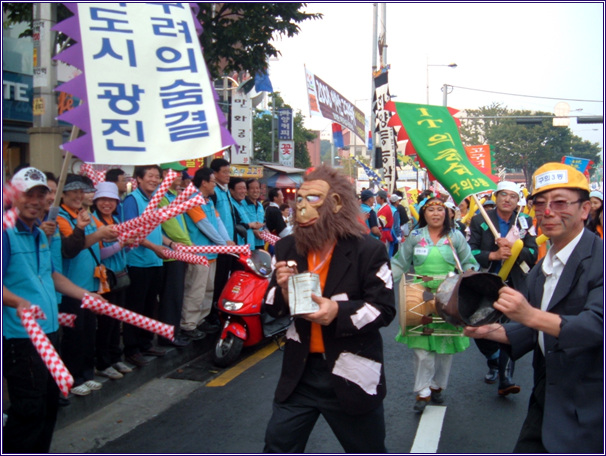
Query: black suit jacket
[[264, 234, 396, 415], [506, 229, 603, 453], [468, 209, 537, 294]]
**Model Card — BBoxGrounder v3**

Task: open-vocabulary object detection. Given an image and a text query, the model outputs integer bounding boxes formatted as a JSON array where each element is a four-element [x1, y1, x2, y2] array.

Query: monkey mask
[[295, 180, 342, 228]]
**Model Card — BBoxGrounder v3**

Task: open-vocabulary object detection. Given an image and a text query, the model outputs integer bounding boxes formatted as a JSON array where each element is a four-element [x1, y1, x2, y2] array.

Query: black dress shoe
[[171, 335, 191, 347], [126, 353, 149, 367], [198, 320, 221, 334], [142, 346, 167, 357], [182, 328, 206, 340]]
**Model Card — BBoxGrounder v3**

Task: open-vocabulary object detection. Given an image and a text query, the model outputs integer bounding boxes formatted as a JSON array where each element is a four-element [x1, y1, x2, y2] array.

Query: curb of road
[[55, 336, 215, 431]]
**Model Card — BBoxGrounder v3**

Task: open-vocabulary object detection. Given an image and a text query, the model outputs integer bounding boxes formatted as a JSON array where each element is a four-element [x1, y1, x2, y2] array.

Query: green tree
[[459, 104, 602, 186], [3, 3, 321, 79], [195, 3, 321, 79], [252, 93, 315, 169]]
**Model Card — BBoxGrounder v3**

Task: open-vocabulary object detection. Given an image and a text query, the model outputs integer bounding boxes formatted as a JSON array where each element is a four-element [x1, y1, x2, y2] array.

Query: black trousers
[[123, 266, 162, 356], [59, 295, 96, 385], [514, 354, 547, 453], [158, 260, 185, 342], [3, 332, 60, 453], [264, 355, 387, 453], [96, 288, 125, 370]]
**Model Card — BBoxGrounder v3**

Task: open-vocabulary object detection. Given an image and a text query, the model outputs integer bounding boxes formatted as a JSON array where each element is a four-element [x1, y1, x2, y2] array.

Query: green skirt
[[395, 322, 470, 354]]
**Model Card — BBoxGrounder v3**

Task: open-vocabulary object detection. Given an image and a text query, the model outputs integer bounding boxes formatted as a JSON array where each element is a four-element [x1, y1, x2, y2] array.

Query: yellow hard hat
[[530, 163, 590, 198]]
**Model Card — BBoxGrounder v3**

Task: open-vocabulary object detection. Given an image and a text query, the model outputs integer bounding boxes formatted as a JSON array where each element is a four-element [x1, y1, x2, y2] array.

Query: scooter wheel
[[212, 333, 244, 367]]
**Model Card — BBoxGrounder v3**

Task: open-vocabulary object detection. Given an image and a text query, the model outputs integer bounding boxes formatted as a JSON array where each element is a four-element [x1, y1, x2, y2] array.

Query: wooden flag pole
[[471, 193, 500, 240], [48, 126, 79, 220]]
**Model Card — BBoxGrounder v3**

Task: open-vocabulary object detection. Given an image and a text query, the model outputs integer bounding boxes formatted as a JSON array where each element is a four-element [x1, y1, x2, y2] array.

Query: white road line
[[410, 405, 447, 453]]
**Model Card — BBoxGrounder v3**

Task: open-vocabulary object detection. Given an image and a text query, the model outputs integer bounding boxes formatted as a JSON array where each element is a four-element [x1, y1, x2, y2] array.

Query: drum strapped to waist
[[398, 277, 460, 336]]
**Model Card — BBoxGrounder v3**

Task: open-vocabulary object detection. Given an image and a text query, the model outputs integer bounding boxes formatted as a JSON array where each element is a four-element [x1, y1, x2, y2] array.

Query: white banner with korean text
[[279, 141, 295, 167], [230, 91, 253, 165], [57, 3, 233, 165]]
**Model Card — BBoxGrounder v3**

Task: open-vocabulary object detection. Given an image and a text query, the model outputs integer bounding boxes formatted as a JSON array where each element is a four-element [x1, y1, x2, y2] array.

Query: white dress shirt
[[538, 229, 584, 354]]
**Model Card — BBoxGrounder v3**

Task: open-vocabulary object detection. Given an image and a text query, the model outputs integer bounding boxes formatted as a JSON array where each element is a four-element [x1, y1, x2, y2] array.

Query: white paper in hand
[[288, 272, 321, 315]]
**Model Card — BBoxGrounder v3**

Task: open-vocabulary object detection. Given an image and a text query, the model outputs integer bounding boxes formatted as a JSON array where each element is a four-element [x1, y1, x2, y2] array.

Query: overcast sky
[[268, 2, 604, 152]]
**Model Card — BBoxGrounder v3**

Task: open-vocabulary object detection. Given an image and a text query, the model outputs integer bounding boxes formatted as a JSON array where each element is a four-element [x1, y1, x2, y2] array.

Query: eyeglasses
[[533, 199, 581, 213]]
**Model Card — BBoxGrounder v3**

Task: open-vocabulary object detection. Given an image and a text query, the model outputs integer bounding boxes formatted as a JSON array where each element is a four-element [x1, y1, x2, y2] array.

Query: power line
[[448, 85, 603, 103]]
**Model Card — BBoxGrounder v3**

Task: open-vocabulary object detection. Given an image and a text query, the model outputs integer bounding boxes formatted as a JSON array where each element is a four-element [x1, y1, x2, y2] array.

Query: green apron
[[395, 245, 470, 354]]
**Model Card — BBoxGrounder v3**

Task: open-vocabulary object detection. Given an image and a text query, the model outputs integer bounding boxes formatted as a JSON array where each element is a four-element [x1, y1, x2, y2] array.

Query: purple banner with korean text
[[53, 3, 235, 165]]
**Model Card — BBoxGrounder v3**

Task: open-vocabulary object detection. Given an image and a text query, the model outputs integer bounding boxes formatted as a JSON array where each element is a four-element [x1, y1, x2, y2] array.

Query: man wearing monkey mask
[[263, 165, 396, 453]]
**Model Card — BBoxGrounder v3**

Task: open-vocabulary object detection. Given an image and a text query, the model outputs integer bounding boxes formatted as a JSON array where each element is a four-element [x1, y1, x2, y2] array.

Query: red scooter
[[212, 249, 292, 367]]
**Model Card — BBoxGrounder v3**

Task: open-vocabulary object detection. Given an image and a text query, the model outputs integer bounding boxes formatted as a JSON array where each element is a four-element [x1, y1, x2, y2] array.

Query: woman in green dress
[[392, 197, 478, 413]]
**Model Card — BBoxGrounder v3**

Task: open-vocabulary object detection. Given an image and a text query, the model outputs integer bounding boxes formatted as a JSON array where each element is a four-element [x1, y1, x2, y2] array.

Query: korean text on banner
[[231, 91, 253, 165], [277, 108, 293, 141], [53, 3, 235, 165], [279, 141, 295, 167], [304, 66, 365, 141], [393, 102, 496, 204], [374, 70, 397, 192], [562, 156, 593, 173]]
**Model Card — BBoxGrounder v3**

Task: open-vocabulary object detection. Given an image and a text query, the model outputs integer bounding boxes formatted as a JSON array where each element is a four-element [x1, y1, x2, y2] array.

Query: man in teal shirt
[[3, 167, 104, 453]]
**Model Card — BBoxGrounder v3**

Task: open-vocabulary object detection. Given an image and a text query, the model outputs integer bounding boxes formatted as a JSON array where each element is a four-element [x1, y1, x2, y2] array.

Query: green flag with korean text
[[393, 102, 496, 204]]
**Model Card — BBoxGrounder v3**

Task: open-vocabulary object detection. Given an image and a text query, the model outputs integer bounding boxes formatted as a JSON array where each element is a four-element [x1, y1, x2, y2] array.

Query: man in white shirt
[[465, 163, 603, 454]]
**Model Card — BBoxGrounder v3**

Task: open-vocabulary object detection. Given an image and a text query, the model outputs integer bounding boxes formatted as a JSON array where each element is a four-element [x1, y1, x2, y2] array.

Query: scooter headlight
[[223, 300, 244, 311]]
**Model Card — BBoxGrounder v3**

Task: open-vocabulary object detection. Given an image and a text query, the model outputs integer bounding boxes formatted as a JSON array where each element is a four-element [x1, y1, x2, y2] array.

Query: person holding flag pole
[[468, 182, 537, 395]]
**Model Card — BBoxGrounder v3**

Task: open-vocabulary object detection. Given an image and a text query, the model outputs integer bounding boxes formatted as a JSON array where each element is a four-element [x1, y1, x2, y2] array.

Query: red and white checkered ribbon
[[19, 308, 74, 397], [81, 294, 174, 341], [30, 305, 77, 328], [58, 313, 76, 328], [3, 182, 20, 208], [116, 194, 204, 246], [175, 244, 251, 256], [3, 207, 19, 231], [80, 163, 105, 186], [172, 182, 197, 205], [259, 231, 281, 246], [143, 169, 177, 216], [162, 248, 209, 266]]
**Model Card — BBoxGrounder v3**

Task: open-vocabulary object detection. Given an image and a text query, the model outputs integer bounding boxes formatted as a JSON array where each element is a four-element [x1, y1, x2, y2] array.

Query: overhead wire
[[447, 85, 603, 104]]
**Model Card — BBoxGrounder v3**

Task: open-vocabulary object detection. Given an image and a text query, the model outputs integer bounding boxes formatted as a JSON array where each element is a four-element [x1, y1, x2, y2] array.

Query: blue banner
[[562, 156, 592, 173], [2, 71, 33, 122], [277, 108, 293, 140]]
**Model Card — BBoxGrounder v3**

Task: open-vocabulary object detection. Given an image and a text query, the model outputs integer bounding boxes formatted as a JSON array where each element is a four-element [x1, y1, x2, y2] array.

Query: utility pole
[[271, 93, 277, 162], [29, 3, 64, 174], [370, 3, 378, 169]]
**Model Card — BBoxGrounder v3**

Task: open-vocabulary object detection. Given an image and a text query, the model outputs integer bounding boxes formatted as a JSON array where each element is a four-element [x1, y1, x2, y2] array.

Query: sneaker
[[413, 395, 430, 413], [142, 346, 167, 357], [71, 384, 91, 396], [430, 388, 444, 404], [84, 380, 103, 391], [182, 328, 206, 340], [97, 366, 124, 380], [126, 353, 149, 367], [484, 367, 499, 384], [113, 361, 133, 374]]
